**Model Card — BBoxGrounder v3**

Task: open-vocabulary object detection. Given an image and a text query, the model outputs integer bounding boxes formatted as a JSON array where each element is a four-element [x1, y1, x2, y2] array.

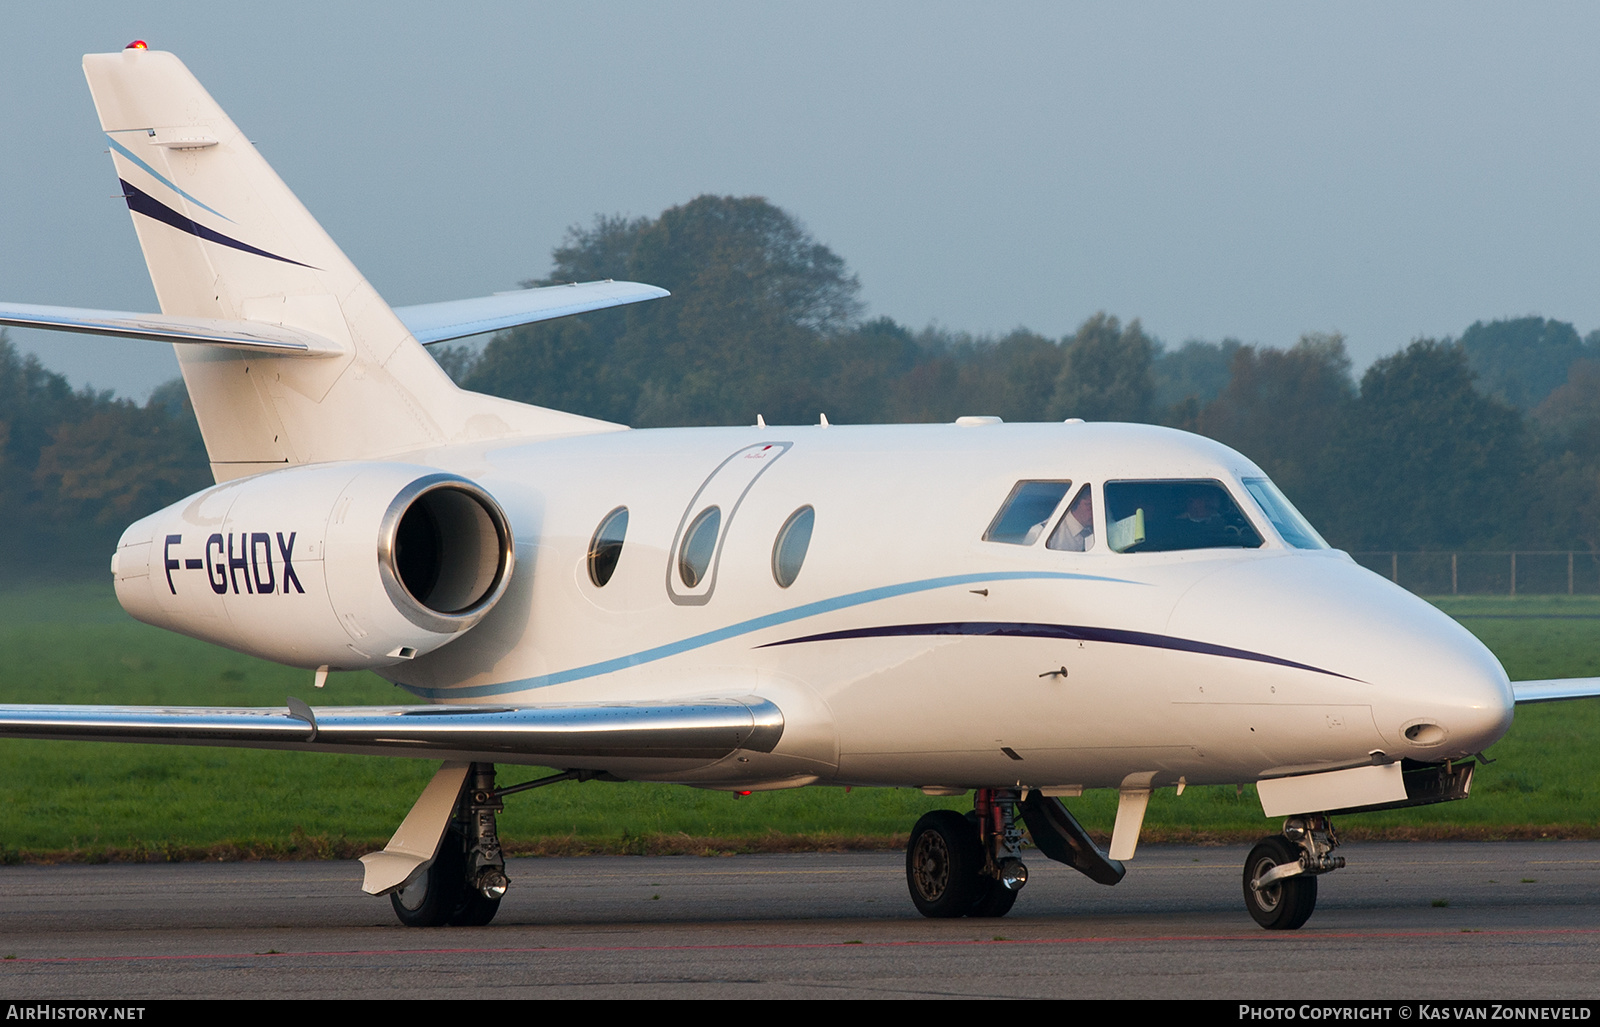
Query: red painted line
[[6, 928, 1597, 965]]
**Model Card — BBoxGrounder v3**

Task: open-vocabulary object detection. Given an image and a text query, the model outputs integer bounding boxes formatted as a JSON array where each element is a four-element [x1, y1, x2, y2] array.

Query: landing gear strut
[[382, 765, 604, 928], [906, 788, 1028, 918], [1243, 814, 1343, 930], [391, 763, 508, 927]]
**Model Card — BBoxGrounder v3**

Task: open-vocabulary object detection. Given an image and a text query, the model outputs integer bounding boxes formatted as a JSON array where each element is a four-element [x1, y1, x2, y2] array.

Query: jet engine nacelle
[[111, 462, 515, 670]]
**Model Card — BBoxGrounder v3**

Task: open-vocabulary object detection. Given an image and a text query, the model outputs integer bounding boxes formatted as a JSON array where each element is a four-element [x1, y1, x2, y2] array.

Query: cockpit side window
[[1243, 478, 1329, 549], [1046, 483, 1096, 552], [1104, 480, 1263, 553], [983, 480, 1072, 545]]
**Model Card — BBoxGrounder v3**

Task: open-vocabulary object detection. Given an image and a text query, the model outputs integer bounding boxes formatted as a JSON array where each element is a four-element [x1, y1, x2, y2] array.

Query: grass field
[[1, 581, 1596, 861]]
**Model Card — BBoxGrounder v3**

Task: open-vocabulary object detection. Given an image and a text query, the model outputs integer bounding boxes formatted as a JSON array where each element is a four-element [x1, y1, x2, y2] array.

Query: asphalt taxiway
[[1, 842, 1597, 999]]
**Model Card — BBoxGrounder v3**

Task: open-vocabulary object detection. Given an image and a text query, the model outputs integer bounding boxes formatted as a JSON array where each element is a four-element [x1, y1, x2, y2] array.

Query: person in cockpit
[[1047, 484, 1096, 552]]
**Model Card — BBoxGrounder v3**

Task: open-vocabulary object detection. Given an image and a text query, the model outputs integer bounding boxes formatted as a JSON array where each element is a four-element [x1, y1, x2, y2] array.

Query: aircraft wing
[[0, 302, 344, 356], [1511, 678, 1600, 704], [0, 697, 783, 763], [393, 280, 670, 345]]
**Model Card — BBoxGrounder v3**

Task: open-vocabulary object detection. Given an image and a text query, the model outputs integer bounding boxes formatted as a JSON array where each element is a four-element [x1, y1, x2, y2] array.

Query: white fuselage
[[350, 419, 1515, 792]]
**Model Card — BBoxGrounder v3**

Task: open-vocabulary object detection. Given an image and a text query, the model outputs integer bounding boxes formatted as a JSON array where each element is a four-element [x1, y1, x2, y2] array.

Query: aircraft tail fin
[[82, 47, 617, 480]]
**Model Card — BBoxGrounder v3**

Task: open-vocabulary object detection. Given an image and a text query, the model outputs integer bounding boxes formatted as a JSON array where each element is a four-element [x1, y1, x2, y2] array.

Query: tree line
[[450, 195, 1600, 553], [3, 193, 1598, 577], [0, 344, 210, 575]]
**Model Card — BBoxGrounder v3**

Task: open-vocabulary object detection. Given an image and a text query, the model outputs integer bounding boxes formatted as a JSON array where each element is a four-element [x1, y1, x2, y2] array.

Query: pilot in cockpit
[[1046, 484, 1096, 552]]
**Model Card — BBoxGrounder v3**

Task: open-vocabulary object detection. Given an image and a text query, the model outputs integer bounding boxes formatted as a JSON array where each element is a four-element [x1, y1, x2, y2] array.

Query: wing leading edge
[[0, 697, 783, 763], [1511, 678, 1600, 704]]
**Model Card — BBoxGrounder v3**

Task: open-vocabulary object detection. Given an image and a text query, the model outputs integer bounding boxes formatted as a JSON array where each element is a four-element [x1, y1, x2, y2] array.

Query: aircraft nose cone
[[1167, 553, 1514, 761]]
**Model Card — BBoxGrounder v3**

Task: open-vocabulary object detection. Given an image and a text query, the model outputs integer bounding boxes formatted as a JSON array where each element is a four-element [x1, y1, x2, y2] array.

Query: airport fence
[[1350, 551, 1600, 596]]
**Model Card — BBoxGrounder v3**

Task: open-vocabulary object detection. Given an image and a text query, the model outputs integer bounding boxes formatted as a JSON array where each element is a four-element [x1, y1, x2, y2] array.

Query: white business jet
[[3, 45, 1596, 931]]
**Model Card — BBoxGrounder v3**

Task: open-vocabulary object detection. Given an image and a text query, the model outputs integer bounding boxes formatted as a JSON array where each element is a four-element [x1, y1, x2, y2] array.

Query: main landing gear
[[1242, 814, 1344, 930], [391, 763, 509, 927], [905, 788, 1128, 919], [906, 789, 1031, 918], [383, 764, 602, 928]]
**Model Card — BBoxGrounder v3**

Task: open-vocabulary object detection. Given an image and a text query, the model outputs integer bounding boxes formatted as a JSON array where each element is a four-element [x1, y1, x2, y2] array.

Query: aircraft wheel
[[448, 884, 503, 927], [391, 840, 467, 928], [1243, 836, 1317, 930], [906, 810, 984, 917], [967, 877, 1019, 918]]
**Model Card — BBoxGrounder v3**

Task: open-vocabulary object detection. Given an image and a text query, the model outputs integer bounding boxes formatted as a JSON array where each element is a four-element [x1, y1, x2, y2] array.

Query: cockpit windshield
[[1242, 477, 1329, 550], [983, 481, 1073, 545], [1104, 479, 1263, 553]]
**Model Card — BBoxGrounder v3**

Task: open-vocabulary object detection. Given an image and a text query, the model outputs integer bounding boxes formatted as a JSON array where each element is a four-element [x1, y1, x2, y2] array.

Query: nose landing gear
[[1243, 814, 1344, 930], [906, 788, 1029, 918]]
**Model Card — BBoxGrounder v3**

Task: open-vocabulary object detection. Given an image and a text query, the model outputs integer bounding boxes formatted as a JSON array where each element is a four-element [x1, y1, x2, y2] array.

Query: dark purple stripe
[[119, 179, 318, 269], [759, 621, 1358, 681]]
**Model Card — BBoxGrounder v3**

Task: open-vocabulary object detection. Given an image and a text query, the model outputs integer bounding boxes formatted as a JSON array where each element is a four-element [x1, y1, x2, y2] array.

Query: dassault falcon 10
[[3, 45, 1596, 931]]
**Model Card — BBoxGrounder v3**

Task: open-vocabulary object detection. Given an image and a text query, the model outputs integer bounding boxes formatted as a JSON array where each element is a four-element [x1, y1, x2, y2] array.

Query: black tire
[[390, 840, 467, 928], [967, 877, 1019, 918], [906, 810, 985, 917], [448, 889, 503, 927], [1243, 836, 1317, 930], [959, 809, 1021, 918], [392, 836, 505, 927]]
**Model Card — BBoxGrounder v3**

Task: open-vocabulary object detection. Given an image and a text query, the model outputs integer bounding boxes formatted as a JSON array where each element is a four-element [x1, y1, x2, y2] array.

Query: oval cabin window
[[771, 506, 814, 588], [587, 506, 629, 587], [678, 506, 721, 588]]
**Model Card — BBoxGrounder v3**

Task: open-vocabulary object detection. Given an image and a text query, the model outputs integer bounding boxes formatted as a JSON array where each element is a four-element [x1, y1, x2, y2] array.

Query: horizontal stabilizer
[[1511, 677, 1600, 704], [394, 280, 670, 345], [0, 697, 784, 762], [0, 302, 344, 356]]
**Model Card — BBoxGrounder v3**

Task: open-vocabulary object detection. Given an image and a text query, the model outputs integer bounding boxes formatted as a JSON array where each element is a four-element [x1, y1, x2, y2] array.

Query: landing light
[[998, 858, 1028, 892]]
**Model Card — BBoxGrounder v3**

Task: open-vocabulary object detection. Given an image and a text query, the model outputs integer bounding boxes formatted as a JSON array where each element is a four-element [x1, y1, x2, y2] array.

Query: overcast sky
[[6, 2, 1600, 399]]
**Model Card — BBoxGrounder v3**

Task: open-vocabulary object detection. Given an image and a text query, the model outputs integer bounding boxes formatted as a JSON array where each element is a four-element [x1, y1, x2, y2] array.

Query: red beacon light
[[125, 40, 148, 50]]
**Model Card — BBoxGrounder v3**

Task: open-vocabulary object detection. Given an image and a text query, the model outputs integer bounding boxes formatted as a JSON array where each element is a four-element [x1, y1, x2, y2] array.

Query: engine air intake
[[381, 476, 514, 631]]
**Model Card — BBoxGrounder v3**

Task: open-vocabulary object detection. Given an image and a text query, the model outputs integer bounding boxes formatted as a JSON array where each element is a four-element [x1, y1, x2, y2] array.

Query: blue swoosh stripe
[[396, 570, 1141, 699], [760, 621, 1359, 681], [119, 179, 318, 269], [106, 134, 233, 222]]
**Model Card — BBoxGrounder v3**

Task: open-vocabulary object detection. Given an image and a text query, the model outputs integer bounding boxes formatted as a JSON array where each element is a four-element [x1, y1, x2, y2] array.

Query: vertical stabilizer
[[83, 48, 617, 480]]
